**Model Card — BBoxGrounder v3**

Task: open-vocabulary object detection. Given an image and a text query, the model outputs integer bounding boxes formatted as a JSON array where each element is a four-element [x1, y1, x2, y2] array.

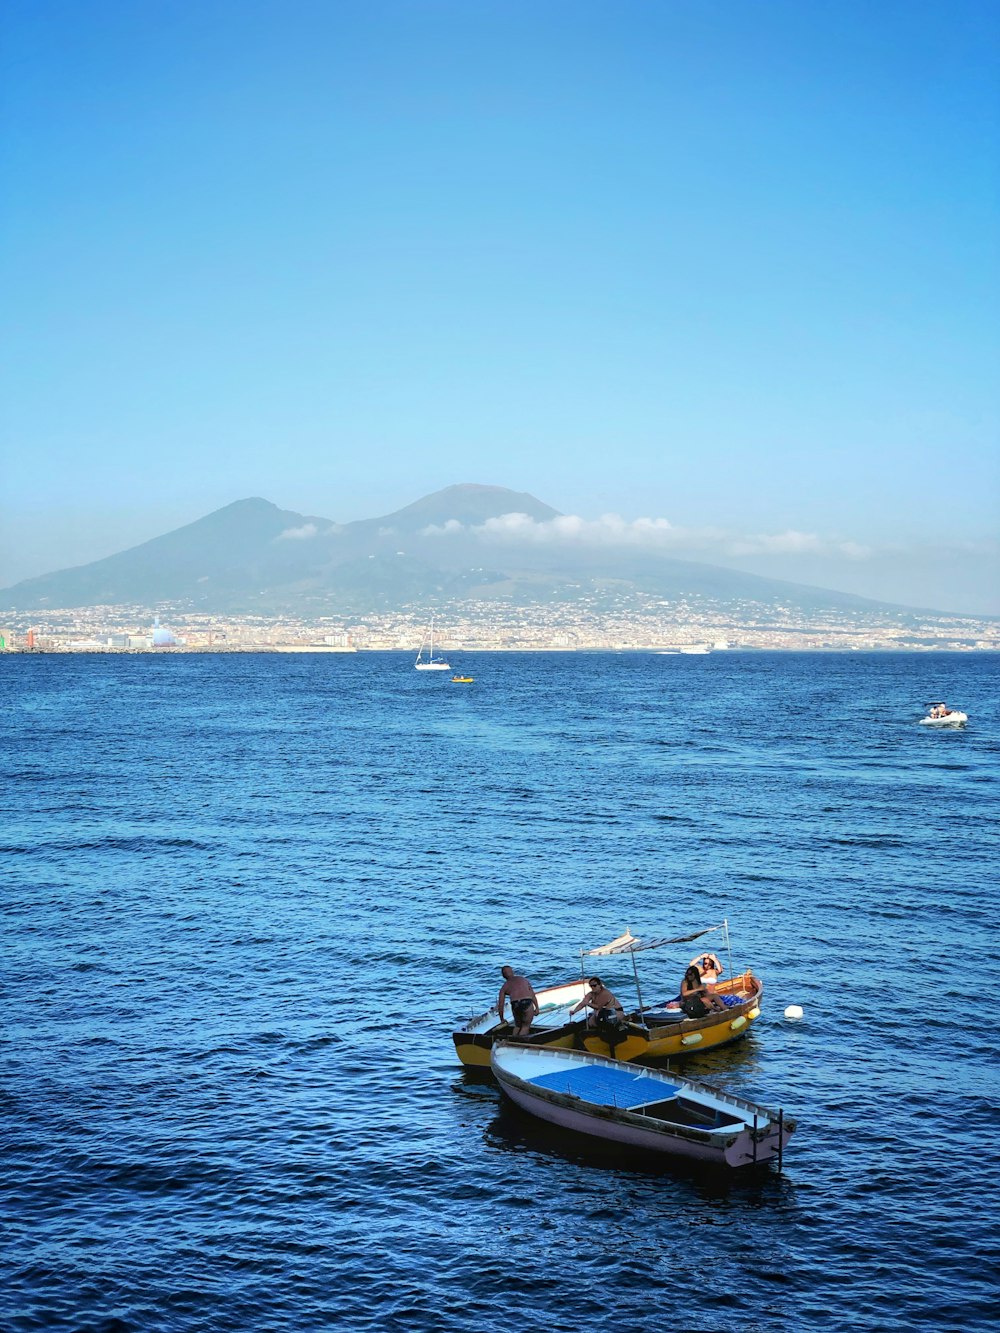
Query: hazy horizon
[[2, 2, 997, 613], [1, 484, 996, 619]]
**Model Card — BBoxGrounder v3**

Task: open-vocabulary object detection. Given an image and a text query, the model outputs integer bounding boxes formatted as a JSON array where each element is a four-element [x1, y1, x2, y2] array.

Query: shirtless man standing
[[497, 966, 539, 1038]]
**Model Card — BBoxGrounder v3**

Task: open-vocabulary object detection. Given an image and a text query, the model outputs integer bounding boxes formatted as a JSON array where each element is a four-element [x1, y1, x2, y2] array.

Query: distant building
[[151, 616, 181, 648]]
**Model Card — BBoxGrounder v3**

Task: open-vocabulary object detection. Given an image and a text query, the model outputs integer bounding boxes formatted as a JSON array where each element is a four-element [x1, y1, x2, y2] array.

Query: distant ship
[[273, 643, 358, 653], [273, 636, 357, 653]]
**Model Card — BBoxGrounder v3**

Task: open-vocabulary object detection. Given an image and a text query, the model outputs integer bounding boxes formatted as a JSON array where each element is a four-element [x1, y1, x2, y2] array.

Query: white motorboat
[[919, 702, 968, 728], [414, 618, 450, 671], [491, 1042, 792, 1168]]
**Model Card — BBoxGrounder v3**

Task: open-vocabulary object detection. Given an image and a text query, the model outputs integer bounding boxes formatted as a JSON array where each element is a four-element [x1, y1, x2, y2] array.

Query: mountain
[[0, 483, 932, 617], [0, 486, 553, 612], [0, 498, 328, 610], [351, 483, 559, 534]]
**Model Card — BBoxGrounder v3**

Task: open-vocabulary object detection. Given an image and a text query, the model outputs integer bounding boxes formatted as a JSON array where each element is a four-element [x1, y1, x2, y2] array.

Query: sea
[[2, 650, 998, 1333]]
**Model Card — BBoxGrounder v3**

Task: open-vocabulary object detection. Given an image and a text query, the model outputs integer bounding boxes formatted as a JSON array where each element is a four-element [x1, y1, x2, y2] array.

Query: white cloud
[[729, 530, 826, 556], [277, 523, 319, 540], [420, 519, 464, 536], [420, 511, 883, 562], [418, 512, 1000, 580], [839, 541, 873, 560]]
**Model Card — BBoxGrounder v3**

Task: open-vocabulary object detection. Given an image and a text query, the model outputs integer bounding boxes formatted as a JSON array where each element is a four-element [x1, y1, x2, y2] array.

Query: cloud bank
[[277, 523, 319, 540], [421, 512, 873, 561]]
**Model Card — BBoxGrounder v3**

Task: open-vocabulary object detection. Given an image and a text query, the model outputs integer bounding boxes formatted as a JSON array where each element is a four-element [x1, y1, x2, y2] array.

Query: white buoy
[[784, 1004, 804, 1021]]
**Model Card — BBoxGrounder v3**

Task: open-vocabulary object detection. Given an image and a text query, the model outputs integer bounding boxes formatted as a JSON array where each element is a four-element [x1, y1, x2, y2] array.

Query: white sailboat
[[414, 619, 450, 671]]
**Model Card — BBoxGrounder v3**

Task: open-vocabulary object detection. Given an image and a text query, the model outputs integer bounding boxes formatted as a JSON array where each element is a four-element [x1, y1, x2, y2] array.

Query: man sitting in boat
[[691, 951, 724, 990], [569, 977, 625, 1028], [497, 966, 539, 1038], [680, 964, 727, 1018], [932, 703, 950, 718]]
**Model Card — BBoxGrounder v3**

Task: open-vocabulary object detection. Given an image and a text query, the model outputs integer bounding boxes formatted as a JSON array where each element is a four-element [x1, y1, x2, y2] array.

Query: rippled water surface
[[3, 651, 999, 1332]]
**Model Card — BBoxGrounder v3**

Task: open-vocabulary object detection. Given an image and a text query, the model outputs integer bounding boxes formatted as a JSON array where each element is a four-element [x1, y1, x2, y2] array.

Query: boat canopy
[[582, 924, 724, 957]]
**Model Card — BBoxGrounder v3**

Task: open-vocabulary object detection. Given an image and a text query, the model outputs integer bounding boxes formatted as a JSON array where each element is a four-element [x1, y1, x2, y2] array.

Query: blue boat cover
[[528, 1064, 677, 1108]]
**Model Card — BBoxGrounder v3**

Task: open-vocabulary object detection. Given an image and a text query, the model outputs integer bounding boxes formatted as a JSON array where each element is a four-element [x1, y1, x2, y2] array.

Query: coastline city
[[2, 595, 996, 654]]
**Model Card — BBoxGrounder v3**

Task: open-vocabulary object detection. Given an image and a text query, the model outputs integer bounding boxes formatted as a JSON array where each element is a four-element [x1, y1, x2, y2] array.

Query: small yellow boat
[[452, 923, 764, 1067], [451, 675, 474, 683]]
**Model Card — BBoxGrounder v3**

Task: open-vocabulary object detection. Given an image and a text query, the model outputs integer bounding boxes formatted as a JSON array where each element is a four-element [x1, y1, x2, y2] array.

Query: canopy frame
[[579, 921, 731, 1023]]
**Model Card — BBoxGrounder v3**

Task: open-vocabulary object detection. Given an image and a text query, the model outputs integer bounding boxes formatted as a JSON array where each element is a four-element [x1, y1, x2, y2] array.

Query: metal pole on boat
[[777, 1109, 784, 1173], [629, 946, 645, 1021], [723, 917, 734, 988]]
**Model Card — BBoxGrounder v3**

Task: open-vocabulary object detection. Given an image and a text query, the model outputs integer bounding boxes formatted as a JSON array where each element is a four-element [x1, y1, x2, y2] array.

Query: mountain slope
[[356, 483, 560, 534], [0, 486, 555, 611], [2, 498, 324, 608], [0, 484, 938, 617]]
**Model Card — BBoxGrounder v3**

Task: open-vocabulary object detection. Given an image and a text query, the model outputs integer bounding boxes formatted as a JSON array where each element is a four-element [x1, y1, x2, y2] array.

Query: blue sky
[[2, 0, 997, 611]]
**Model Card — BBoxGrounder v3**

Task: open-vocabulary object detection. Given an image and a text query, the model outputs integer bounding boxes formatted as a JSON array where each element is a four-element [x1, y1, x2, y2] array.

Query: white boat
[[414, 619, 450, 671], [919, 702, 968, 728], [491, 1043, 792, 1168]]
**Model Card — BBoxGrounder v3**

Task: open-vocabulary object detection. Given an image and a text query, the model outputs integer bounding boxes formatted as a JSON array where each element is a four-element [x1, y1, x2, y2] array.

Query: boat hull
[[919, 712, 968, 727], [453, 972, 763, 1067]]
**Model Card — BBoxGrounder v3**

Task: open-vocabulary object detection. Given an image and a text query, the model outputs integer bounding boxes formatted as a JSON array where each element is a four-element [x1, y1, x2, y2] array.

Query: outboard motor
[[595, 1013, 626, 1050]]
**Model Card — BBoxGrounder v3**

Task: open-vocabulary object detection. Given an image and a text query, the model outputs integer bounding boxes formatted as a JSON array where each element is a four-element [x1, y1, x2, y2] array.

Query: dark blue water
[[3, 652, 998, 1332]]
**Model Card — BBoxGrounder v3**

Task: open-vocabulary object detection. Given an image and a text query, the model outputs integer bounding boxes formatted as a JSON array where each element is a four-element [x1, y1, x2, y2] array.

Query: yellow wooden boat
[[451, 675, 474, 683], [452, 923, 764, 1068]]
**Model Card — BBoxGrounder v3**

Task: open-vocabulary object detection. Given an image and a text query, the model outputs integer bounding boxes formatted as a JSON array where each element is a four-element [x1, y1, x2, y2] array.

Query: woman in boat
[[680, 964, 727, 1018], [691, 951, 724, 990], [570, 977, 625, 1028]]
